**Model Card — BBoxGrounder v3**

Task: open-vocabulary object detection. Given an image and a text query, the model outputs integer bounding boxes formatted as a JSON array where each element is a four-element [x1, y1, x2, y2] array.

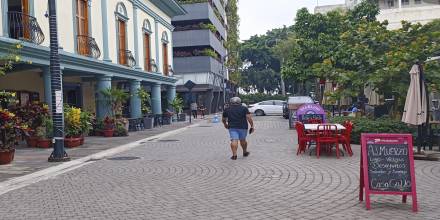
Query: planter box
[[162, 116, 172, 125], [37, 138, 52, 148], [26, 136, 39, 147], [0, 149, 15, 165], [178, 113, 186, 122], [65, 137, 81, 148], [103, 129, 114, 137], [143, 117, 154, 129]]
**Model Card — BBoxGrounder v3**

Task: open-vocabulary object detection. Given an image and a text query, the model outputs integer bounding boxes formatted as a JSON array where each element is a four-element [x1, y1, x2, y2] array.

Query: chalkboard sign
[[366, 142, 411, 192], [359, 134, 418, 212]]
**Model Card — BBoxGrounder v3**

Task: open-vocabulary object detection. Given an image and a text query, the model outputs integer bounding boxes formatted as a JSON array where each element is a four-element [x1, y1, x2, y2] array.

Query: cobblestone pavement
[[0, 119, 199, 182], [0, 116, 439, 220]]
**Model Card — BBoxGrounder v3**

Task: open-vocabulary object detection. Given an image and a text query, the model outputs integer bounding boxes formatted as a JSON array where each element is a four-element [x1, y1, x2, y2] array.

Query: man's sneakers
[[231, 152, 250, 160]]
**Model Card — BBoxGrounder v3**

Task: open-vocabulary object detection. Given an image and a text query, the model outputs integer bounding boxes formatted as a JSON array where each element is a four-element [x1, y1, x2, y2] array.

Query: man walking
[[222, 97, 254, 160], [190, 102, 198, 119]]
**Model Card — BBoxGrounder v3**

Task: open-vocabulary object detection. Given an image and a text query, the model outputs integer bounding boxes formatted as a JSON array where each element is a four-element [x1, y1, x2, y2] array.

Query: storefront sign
[[295, 104, 326, 123], [359, 133, 418, 212]]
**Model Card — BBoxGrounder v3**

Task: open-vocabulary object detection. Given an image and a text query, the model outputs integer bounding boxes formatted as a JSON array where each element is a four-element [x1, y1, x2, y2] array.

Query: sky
[[238, 0, 345, 41]]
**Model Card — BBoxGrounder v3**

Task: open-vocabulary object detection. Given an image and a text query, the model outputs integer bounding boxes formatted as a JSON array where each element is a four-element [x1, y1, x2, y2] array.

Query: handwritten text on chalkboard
[[367, 143, 411, 192]]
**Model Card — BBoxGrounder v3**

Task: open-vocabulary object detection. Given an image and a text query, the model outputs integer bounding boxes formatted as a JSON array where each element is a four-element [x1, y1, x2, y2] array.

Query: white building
[[316, 0, 440, 29], [0, 0, 186, 118]]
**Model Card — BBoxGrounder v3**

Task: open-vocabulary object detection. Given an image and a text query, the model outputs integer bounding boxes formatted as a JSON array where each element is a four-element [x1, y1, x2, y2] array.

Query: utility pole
[[48, 0, 69, 162]]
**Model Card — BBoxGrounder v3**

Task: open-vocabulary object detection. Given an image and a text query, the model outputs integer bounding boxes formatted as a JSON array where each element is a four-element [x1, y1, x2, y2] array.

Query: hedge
[[329, 116, 416, 144], [239, 94, 287, 105]]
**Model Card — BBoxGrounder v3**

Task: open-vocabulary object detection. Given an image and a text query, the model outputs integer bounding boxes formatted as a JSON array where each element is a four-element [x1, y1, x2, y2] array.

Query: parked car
[[283, 96, 315, 119], [248, 100, 286, 116]]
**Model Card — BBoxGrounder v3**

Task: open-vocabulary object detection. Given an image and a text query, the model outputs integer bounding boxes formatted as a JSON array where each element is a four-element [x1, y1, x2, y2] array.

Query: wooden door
[[118, 20, 127, 65], [162, 43, 168, 75], [76, 0, 89, 55], [22, 0, 30, 39], [144, 34, 151, 71]]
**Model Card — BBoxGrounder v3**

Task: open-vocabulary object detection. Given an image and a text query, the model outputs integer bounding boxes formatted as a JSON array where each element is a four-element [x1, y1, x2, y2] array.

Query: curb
[[0, 123, 201, 196]]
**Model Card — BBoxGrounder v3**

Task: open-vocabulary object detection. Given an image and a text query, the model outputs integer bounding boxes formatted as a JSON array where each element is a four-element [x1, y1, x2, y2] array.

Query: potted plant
[[102, 116, 115, 137], [114, 121, 129, 137], [0, 108, 27, 165], [170, 97, 185, 122], [137, 88, 154, 129], [36, 116, 53, 148], [115, 114, 129, 135], [79, 110, 92, 144], [100, 88, 129, 117], [162, 110, 174, 125], [12, 102, 49, 147], [64, 105, 82, 148], [91, 118, 104, 136]]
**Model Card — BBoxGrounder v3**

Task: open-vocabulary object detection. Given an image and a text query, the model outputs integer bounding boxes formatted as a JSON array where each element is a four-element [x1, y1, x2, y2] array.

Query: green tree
[[278, 0, 440, 113], [226, 0, 241, 84], [240, 27, 291, 93]]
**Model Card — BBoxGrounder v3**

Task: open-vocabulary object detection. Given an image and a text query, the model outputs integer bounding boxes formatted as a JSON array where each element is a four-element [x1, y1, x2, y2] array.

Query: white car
[[248, 100, 286, 116]]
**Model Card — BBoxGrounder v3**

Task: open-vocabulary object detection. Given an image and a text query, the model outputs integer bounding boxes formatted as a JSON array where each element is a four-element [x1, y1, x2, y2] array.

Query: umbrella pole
[[417, 125, 422, 154]]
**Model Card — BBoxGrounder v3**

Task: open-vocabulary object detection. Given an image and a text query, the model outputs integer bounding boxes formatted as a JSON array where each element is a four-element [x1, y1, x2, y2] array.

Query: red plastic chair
[[339, 121, 354, 156], [316, 124, 340, 158], [295, 122, 315, 155]]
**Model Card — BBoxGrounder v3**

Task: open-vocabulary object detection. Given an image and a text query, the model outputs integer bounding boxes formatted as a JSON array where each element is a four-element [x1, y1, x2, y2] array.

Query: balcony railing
[[8, 11, 44, 45], [119, 50, 136, 67], [77, 35, 101, 59]]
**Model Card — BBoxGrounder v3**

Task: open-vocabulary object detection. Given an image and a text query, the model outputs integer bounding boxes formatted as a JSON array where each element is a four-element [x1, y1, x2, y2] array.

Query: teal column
[[29, 0, 34, 16], [151, 83, 162, 114], [96, 75, 112, 119], [42, 67, 52, 109], [130, 80, 142, 118], [2, 0, 8, 37], [154, 20, 160, 72], [167, 85, 176, 111], [133, 5, 141, 69], [101, 0, 111, 62]]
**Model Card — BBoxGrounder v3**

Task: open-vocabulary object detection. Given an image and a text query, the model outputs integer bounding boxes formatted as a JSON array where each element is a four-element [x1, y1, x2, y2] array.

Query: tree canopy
[[239, 27, 291, 93], [275, 1, 440, 110]]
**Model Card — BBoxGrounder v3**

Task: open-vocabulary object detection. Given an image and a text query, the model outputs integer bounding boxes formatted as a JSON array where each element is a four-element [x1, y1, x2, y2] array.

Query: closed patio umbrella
[[402, 64, 428, 153]]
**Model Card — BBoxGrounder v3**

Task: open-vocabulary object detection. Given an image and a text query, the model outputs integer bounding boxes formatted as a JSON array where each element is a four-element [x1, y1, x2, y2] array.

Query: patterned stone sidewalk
[[0, 116, 438, 219], [0, 118, 204, 182]]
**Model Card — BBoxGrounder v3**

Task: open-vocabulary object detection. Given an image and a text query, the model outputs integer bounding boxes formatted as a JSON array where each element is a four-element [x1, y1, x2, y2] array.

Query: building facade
[[172, 0, 229, 114], [0, 0, 185, 119], [316, 0, 440, 29]]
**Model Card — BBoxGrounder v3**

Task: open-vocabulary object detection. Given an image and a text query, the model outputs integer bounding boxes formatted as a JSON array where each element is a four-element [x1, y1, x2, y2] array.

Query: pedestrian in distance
[[191, 102, 198, 119], [222, 97, 254, 160], [199, 104, 206, 119]]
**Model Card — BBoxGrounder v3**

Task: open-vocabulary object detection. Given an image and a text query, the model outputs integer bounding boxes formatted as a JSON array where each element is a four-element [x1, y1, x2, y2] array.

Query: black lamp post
[[47, 0, 69, 162]]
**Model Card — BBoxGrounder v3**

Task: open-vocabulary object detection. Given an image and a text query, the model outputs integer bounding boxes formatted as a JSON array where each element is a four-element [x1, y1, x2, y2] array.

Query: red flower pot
[[102, 129, 114, 137], [64, 137, 81, 148], [37, 138, 52, 148], [0, 149, 15, 165], [26, 136, 39, 147]]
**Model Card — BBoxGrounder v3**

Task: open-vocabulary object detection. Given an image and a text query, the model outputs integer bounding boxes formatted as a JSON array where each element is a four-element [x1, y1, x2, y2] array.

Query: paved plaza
[[0, 117, 439, 219]]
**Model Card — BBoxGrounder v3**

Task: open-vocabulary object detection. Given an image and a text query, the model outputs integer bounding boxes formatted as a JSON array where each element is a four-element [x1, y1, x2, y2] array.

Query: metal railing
[[118, 49, 136, 67], [77, 35, 101, 59], [8, 11, 44, 45]]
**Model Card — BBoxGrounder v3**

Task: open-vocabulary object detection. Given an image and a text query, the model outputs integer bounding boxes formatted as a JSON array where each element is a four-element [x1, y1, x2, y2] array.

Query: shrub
[[329, 116, 416, 144], [239, 94, 287, 105], [200, 48, 218, 59]]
